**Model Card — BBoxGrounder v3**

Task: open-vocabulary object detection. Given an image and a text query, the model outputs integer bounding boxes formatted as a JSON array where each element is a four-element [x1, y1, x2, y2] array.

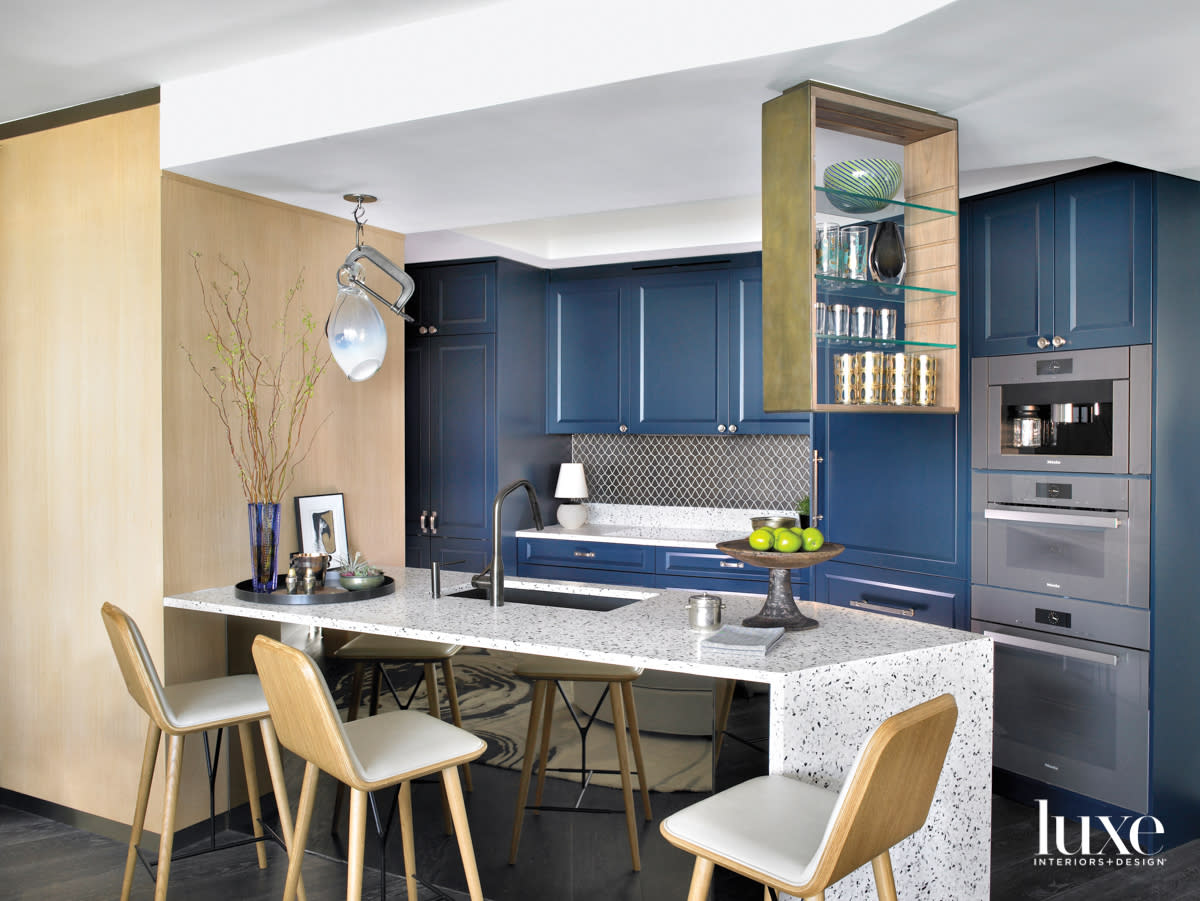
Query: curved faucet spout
[[471, 479, 544, 607]]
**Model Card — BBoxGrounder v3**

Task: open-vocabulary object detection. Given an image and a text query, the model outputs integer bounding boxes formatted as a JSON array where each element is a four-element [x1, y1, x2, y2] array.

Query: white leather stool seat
[[343, 709, 486, 787], [514, 657, 642, 682], [334, 635, 461, 661], [162, 674, 270, 730], [661, 774, 840, 888]]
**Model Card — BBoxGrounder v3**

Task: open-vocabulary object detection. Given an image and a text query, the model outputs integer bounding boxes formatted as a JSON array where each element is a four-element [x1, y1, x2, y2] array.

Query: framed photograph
[[294, 492, 350, 567]]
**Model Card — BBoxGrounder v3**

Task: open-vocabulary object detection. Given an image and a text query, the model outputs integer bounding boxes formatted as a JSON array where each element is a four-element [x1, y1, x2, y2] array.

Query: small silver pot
[[687, 593, 725, 632]]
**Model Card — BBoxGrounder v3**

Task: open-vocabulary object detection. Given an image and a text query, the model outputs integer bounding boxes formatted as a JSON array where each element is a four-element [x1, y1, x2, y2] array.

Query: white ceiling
[[4, 0, 1197, 267]]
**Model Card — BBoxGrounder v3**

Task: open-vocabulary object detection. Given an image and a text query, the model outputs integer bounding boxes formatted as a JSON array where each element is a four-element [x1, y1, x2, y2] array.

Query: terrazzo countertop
[[514, 522, 742, 550], [165, 566, 983, 685], [517, 503, 786, 549]]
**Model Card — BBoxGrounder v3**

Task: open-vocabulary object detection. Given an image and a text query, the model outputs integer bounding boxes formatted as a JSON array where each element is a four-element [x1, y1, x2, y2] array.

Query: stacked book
[[700, 625, 785, 656]]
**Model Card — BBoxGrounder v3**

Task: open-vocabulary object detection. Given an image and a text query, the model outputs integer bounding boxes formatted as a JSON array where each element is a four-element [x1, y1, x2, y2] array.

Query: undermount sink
[[448, 582, 654, 612]]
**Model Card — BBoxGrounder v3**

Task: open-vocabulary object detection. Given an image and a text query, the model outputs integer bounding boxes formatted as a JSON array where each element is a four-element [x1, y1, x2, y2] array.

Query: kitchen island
[[167, 567, 993, 900]]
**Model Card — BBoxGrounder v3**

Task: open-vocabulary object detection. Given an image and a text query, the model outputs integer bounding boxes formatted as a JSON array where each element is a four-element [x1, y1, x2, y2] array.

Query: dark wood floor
[[6, 673, 1200, 899]]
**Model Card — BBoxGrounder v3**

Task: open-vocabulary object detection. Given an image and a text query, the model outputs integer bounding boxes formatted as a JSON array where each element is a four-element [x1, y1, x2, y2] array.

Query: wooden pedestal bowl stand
[[715, 539, 845, 631]]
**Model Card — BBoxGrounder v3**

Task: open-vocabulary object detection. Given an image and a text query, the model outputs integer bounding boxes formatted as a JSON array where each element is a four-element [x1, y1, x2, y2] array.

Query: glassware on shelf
[[839, 226, 869, 281], [868, 221, 907, 284], [833, 352, 859, 405], [914, 354, 938, 406], [815, 222, 840, 277], [875, 307, 898, 341], [884, 352, 912, 406], [859, 351, 887, 405], [829, 303, 850, 337], [813, 301, 828, 335], [851, 306, 874, 343]]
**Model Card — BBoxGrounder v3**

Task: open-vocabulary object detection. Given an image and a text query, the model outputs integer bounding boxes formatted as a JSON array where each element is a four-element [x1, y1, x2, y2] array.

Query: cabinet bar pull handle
[[429, 510, 438, 535], [850, 599, 915, 617], [420, 510, 428, 534], [573, 550, 596, 558], [812, 449, 824, 523], [719, 561, 744, 568], [983, 631, 1119, 667]]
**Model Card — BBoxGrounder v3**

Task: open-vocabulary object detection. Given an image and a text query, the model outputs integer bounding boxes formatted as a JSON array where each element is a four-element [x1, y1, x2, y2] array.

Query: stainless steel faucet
[[470, 479, 544, 607]]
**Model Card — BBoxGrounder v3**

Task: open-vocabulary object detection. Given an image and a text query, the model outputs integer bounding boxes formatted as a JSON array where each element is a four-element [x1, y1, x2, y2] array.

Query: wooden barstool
[[252, 634, 487, 901], [660, 693, 959, 901], [330, 635, 471, 830], [508, 657, 652, 871], [100, 602, 304, 901]]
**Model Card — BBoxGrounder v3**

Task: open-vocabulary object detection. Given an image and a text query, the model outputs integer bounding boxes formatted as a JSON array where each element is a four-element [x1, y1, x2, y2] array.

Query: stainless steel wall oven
[[971, 346, 1152, 812]]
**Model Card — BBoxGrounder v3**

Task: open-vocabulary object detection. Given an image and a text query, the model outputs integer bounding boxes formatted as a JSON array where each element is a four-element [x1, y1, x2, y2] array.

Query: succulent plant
[[344, 551, 381, 577], [795, 495, 810, 517]]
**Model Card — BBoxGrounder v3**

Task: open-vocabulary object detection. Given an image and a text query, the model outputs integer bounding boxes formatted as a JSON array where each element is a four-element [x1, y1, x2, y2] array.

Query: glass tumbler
[[875, 307, 898, 341], [914, 354, 938, 406], [813, 301, 828, 336], [832, 352, 859, 405], [884, 352, 912, 405], [858, 351, 887, 405], [814, 222, 840, 277], [840, 226, 869, 281], [851, 306, 874, 343], [829, 303, 850, 338]]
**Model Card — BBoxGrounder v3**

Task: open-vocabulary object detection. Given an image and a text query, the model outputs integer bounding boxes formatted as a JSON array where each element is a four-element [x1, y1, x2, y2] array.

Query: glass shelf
[[816, 335, 957, 350], [815, 275, 957, 303], [815, 186, 957, 224]]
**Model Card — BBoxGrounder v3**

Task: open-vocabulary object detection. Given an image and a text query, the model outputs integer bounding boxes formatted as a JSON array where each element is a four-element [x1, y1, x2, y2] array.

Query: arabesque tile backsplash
[[571, 433, 812, 510]]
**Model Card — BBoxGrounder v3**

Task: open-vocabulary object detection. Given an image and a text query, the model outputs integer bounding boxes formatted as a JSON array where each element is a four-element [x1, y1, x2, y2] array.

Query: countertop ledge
[[516, 523, 744, 550], [166, 566, 986, 685]]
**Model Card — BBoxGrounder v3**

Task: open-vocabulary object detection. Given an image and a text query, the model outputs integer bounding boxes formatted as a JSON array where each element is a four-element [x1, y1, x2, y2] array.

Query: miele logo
[[1046, 459, 1063, 465], [1046, 582, 1062, 590], [1035, 800, 1166, 867]]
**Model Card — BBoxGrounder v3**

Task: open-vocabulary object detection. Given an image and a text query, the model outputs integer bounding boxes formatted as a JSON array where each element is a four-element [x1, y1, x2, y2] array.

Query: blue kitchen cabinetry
[[546, 254, 810, 435], [406, 258, 570, 571], [516, 537, 809, 596], [970, 168, 1153, 356], [818, 561, 963, 629]]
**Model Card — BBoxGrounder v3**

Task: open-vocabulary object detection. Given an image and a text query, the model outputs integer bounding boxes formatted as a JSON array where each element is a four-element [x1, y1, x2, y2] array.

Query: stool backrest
[[252, 634, 361, 786], [100, 602, 174, 731], [810, 692, 958, 890]]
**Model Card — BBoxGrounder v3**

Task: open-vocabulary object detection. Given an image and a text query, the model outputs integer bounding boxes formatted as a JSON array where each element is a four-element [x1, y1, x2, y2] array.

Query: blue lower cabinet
[[518, 538, 654, 575], [654, 572, 809, 596], [817, 562, 965, 628], [515, 563, 658, 586], [656, 546, 765, 582]]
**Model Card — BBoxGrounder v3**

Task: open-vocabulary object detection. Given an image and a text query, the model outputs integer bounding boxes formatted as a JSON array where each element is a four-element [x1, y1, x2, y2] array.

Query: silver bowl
[[750, 515, 797, 531], [339, 572, 385, 591]]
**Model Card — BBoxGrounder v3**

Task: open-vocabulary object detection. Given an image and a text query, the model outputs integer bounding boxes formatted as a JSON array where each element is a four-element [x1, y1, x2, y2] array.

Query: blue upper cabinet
[[729, 268, 810, 434], [410, 260, 495, 334], [969, 169, 1153, 356], [969, 184, 1055, 357], [546, 254, 808, 435], [545, 278, 624, 433], [1053, 171, 1153, 349], [627, 269, 730, 434]]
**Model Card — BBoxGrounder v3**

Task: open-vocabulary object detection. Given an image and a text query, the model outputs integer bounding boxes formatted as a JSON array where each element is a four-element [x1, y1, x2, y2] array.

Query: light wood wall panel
[[0, 105, 165, 826], [160, 174, 407, 824]]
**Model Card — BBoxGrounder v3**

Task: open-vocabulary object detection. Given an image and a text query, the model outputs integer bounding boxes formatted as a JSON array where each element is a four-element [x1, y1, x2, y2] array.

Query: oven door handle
[[983, 630, 1119, 667], [984, 508, 1123, 529]]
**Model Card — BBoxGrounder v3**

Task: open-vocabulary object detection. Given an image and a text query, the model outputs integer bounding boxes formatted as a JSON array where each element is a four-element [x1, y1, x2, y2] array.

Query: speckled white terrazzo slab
[[166, 567, 992, 899], [517, 504, 802, 549]]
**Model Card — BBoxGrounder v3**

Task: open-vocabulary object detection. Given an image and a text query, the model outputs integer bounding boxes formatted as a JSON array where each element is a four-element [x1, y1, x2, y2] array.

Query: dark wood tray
[[716, 539, 844, 569], [234, 576, 395, 605]]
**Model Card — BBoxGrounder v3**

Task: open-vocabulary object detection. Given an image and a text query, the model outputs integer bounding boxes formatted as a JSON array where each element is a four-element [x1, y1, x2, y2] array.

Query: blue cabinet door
[[818, 562, 965, 629], [412, 261, 495, 334], [970, 184, 1055, 356], [627, 270, 729, 434], [427, 334, 496, 543], [1053, 171, 1153, 349], [814, 410, 965, 580], [729, 268, 811, 435], [545, 278, 623, 433], [405, 341, 430, 548]]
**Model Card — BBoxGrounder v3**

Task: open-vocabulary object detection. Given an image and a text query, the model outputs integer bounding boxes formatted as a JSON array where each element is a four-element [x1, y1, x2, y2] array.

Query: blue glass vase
[[248, 502, 282, 592]]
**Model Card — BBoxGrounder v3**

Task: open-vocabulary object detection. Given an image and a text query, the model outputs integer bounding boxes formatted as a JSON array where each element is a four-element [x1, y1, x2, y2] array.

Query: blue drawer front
[[518, 538, 654, 573], [820, 562, 964, 628], [657, 547, 766, 581], [654, 572, 809, 596], [517, 563, 654, 587]]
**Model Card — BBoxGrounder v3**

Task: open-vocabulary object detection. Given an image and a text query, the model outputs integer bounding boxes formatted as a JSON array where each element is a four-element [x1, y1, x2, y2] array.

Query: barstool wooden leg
[[443, 766, 484, 901], [154, 733, 185, 901], [620, 681, 653, 821], [347, 787, 368, 901], [398, 781, 419, 901], [423, 661, 455, 835], [333, 663, 367, 830], [533, 680, 556, 810], [441, 659, 473, 792], [686, 856, 715, 901], [608, 683, 641, 871], [283, 762, 318, 901], [121, 721, 161, 901], [872, 850, 898, 901], [236, 722, 269, 868], [260, 719, 307, 901], [509, 678, 548, 863]]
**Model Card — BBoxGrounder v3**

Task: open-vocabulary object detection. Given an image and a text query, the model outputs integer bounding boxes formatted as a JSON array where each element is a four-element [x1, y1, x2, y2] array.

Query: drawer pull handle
[[850, 599, 915, 618], [982, 631, 1119, 666], [573, 550, 596, 558], [719, 561, 744, 568]]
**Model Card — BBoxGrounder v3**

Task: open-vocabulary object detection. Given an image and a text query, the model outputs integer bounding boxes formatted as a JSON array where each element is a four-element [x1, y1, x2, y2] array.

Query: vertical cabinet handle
[[1036, 336, 1050, 349], [811, 449, 824, 523], [419, 510, 429, 534], [429, 511, 438, 535], [1051, 335, 1066, 347]]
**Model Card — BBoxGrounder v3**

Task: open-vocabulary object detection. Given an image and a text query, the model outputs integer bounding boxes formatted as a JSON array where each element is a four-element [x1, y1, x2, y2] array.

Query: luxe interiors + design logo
[[1035, 800, 1167, 868]]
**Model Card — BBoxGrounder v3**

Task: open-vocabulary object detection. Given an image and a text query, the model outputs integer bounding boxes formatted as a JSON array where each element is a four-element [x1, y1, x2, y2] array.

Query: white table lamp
[[554, 463, 589, 530]]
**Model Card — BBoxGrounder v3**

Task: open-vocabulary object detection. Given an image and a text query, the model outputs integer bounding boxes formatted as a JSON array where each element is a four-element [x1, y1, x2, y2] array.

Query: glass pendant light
[[327, 261, 387, 381]]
